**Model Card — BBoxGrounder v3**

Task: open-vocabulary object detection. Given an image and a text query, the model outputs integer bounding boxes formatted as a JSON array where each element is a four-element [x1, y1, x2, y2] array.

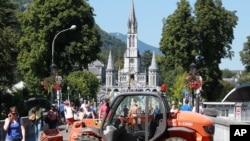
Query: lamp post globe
[[51, 25, 77, 75], [67, 86, 70, 102]]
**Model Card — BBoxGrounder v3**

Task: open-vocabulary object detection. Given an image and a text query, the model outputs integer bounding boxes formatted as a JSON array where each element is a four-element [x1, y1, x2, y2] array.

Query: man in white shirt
[[80, 99, 87, 112], [192, 105, 204, 114], [64, 101, 73, 132]]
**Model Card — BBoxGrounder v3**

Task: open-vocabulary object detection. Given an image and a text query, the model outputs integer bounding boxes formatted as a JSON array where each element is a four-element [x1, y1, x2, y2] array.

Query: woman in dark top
[[84, 105, 95, 119]]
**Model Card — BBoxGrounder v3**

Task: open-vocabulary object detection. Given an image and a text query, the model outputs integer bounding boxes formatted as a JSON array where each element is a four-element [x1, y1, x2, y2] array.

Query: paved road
[[27, 124, 70, 141]]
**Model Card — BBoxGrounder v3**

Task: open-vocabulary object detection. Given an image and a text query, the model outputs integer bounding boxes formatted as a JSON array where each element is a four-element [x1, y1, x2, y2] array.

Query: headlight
[[203, 125, 215, 134]]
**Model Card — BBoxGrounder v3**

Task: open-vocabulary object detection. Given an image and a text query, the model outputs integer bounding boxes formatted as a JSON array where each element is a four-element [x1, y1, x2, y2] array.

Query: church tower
[[113, 0, 159, 92], [106, 50, 115, 87], [148, 51, 159, 86]]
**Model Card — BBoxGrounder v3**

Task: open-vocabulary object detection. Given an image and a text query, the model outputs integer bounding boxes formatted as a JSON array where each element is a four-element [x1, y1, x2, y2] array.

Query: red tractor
[[69, 92, 214, 141]]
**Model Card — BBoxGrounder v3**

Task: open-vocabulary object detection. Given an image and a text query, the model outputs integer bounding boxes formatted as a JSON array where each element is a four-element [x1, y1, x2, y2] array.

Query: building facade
[[105, 0, 159, 93]]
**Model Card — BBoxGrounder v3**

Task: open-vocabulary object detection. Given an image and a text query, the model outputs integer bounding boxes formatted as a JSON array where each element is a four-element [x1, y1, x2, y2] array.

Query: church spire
[[149, 51, 158, 70], [107, 50, 114, 70], [128, 0, 137, 33]]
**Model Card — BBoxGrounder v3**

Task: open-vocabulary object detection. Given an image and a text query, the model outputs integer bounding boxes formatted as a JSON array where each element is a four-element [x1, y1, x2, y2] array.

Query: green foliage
[[141, 50, 152, 70], [160, 0, 238, 101], [0, 0, 20, 87], [160, 0, 196, 69], [218, 80, 235, 101], [172, 72, 188, 101], [239, 72, 250, 84], [97, 26, 126, 70], [16, 0, 102, 94], [65, 71, 99, 101], [222, 69, 236, 78], [240, 36, 250, 72]]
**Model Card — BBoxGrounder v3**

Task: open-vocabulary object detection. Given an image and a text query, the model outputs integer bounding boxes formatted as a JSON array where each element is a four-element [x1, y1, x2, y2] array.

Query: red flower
[[189, 80, 202, 90]]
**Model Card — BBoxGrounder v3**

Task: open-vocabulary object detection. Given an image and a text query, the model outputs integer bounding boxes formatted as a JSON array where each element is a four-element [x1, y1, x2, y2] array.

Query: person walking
[[30, 102, 43, 141], [59, 101, 65, 124], [83, 105, 95, 119], [3, 106, 25, 141], [47, 105, 58, 129], [170, 104, 178, 112], [180, 99, 192, 111], [64, 101, 74, 133], [123, 105, 129, 117], [98, 99, 109, 119]]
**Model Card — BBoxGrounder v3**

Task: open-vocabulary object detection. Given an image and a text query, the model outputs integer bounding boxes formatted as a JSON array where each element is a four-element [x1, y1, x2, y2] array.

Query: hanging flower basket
[[189, 80, 202, 90]]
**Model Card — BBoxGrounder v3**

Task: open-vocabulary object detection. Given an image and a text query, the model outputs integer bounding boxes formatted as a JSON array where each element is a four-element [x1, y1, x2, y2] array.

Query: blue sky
[[88, 0, 249, 70]]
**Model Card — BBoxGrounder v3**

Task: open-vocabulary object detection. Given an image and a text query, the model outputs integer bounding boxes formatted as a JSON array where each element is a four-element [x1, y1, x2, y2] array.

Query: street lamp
[[189, 62, 196, 106], [189, 62, 202, 113], [67, 86, 70, 102], [51, 25, 77, 75]]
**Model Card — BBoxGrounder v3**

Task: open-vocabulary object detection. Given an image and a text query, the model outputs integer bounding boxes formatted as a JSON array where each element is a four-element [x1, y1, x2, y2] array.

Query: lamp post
[[189, 62, 202, 113], [51, 25, 76, 104], [51, 25, 77, 75], [67, 86, 70, 102], [189, 62, 197, 109]]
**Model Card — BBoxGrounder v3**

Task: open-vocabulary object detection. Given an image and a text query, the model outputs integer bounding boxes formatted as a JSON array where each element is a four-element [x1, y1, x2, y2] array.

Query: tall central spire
[[128, 0, 137, 33]]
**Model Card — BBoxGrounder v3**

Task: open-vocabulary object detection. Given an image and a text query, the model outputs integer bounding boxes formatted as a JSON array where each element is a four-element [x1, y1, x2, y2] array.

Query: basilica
[[104, 0, 160, 93]]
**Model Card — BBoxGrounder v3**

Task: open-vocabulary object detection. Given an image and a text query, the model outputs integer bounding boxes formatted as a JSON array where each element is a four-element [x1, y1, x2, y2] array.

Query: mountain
[[109, 32, 162, 55]]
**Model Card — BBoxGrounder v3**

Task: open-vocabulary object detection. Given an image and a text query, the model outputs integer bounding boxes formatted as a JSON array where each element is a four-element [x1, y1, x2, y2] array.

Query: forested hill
[[11, 0, 161, 65], [110, 32, 161, 55]]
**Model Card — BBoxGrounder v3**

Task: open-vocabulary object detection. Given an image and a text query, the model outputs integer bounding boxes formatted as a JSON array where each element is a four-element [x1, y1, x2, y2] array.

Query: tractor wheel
[[165, 137, 187, 141], [75, 135, 100, 141]]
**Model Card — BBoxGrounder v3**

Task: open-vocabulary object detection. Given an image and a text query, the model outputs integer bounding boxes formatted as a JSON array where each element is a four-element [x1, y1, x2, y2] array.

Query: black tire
[[75, 135, 100, 141], [165, 137, 187, 141]]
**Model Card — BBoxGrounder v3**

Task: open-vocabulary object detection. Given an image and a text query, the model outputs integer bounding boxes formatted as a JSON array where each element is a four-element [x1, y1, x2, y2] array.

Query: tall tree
[[141, 50, 152, 71], [160, 0, 238, 101], [160, 0, 196, 70], [240, 36, 250, 72], [16, 0, 102, 94], [0, 0, 20, 88], [65, 71, 99, 102], [194, 0, 237, 100]]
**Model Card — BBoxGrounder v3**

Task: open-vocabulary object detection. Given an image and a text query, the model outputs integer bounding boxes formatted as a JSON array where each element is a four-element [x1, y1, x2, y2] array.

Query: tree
[[222, 69, 236, 78], [16, 0, 102, 94], [0, 0, 20, 88], [240, 36, 250, 72], [65, 71, 99, 102], [159, 0, 238, 101], [160, 0, 196, 70], [194, 0, 238, 101], [141, 50, 152, 70]]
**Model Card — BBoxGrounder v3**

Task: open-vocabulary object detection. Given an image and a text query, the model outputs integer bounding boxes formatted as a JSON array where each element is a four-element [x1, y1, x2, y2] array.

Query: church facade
[[105, 1, 160, 93]]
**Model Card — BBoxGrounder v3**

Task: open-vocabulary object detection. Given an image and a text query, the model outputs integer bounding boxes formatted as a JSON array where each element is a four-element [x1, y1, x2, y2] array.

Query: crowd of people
[[2, 97, 204, 141]]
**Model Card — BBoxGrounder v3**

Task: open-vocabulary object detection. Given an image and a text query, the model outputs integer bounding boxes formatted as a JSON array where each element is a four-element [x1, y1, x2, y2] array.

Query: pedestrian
[[83, 104, 95, 119], [170, 104, 178, 112], [77, 108, 85, 120], [180, 99, 192, 111], [59, 101, 65, 124], [192, 102, 204, 114], [153, 106, 161, 114], [80, 99, 87, 113], [3, 106, 25, 141], [47, 105, 58, 129], [64, 101, 74, 133], [98, 99, 109, 119], [128, 101, 139, 118], [123, 105, 129, 117], [29, 102, 43, 141]]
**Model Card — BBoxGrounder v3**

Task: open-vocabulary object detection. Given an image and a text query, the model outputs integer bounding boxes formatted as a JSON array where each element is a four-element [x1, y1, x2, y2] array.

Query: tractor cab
[[77, 92, 169, 141], [101, 92, 168, 141]]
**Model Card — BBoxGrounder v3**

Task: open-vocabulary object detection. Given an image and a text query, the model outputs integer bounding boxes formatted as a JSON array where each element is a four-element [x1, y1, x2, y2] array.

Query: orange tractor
[[68, 92, 214, 141]]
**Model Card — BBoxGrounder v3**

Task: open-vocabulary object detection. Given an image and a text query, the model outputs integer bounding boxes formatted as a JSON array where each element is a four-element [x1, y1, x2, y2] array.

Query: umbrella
[[25, 97, 51, 109]]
